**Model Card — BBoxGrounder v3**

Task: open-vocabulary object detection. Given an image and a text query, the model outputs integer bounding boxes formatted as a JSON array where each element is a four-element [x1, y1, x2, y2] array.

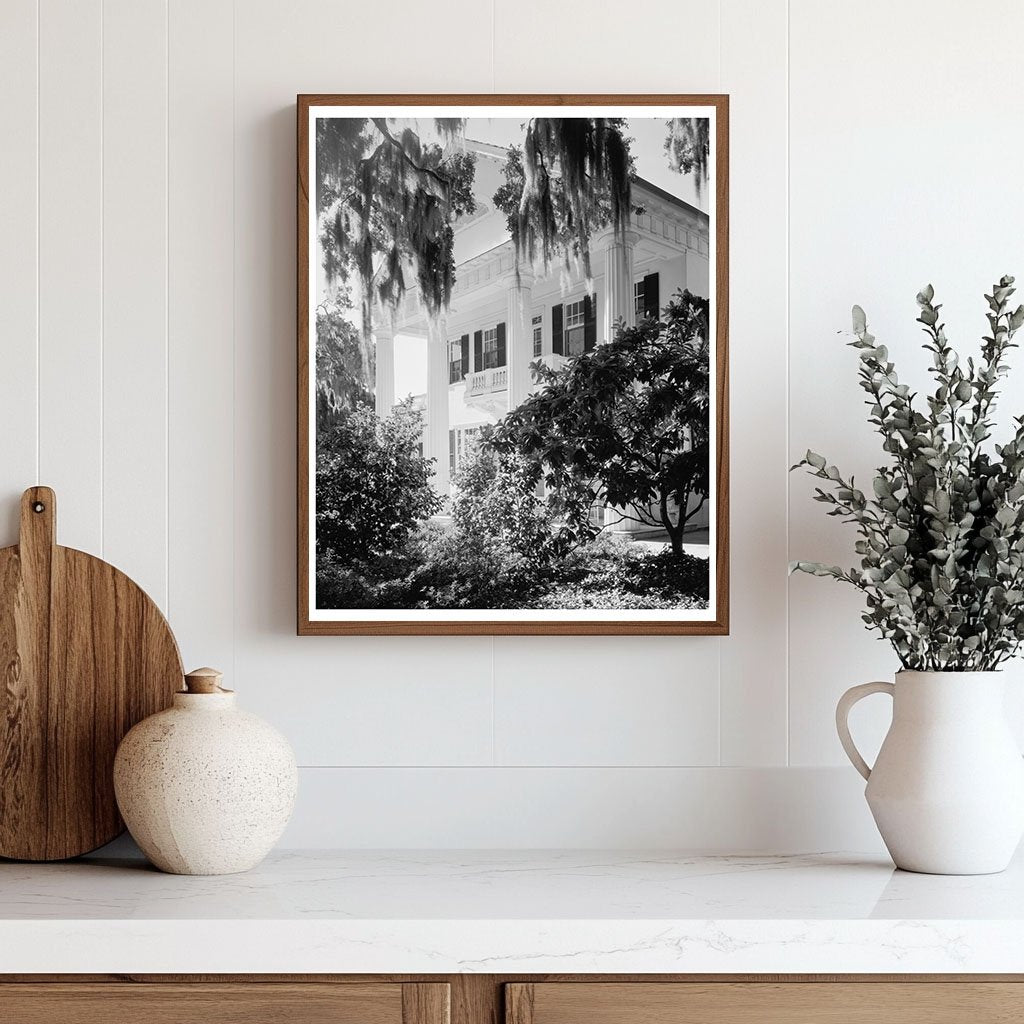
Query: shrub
[[451, 436, 580, 564], [316, 399, 441, 566], [414, 523, 548, 609], [538, 536, 709, 610]]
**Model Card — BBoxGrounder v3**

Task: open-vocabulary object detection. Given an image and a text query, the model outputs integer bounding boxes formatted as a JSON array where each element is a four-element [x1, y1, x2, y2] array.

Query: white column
[[373, 325, 395, 418], [603, 230, 638, 343], [601, 230, 637, 529], [504, 271, 534, 409], [425, 316, 450, 498]]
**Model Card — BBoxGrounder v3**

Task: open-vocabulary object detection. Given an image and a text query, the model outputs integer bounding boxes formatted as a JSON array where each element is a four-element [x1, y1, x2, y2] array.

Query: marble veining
[[1, 848, 1023, 973]]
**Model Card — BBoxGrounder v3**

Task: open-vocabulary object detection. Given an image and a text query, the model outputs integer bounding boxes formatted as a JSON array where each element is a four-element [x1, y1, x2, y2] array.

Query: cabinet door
[[0, 982, 449, 1024], [506, 981, 1023, 1023]]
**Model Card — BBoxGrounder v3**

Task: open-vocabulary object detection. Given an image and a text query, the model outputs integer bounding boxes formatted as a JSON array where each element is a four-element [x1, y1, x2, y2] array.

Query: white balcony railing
[[466, 366, 508, 396]]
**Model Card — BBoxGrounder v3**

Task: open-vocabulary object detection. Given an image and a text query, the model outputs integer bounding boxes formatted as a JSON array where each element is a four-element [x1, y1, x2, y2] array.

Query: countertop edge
[[3, 918, 1023, 975]]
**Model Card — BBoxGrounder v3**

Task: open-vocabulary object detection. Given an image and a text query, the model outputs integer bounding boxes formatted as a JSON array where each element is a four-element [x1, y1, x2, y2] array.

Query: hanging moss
[[317, 117, 476, 347], [664, 118, 710, 196], [493, 118, 636, 290]]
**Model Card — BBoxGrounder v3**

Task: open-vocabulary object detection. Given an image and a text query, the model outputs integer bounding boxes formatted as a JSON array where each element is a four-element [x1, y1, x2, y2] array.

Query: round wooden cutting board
[[0, 486, 183, 861]]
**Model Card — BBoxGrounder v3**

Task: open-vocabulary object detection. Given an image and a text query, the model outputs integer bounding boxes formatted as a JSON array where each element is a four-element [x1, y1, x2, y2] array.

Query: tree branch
[[370, 117, 451, 195]]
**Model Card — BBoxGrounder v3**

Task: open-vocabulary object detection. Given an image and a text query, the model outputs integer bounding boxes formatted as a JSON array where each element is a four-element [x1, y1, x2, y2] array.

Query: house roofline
[[633, 175, 706, 221], [462, 138, 707, 221]]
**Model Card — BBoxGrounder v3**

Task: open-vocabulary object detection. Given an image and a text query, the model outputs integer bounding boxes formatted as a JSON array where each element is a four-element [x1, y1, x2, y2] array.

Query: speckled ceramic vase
[[113, 667, 297, 875]]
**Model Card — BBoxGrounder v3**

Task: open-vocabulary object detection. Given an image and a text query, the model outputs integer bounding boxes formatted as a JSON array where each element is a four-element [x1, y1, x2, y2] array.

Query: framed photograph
[[298, 95, 728, 635]]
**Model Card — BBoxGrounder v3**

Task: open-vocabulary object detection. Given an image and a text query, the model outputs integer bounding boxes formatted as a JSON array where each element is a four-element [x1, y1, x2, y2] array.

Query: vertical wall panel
[[788, 0, 1024, 763], [102, 0, 168, 607], [231, 0, 495, 768], [167, 0, 234, 670], [0, 0, 39, 540], [494, 637, 720, 767], [717, 0, 789, 765], [492, 0, 720, 91], [38, 0, 103, 553], [490, 0, 723, 767]]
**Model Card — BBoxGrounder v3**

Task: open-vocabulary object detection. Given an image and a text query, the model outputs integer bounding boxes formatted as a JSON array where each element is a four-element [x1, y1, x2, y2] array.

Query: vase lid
[[182, 667, 234, 695]]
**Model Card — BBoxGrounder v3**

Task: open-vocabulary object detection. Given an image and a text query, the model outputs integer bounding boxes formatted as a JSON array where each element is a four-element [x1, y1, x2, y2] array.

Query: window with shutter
[[633, 280, 645, 319], [473, 330, 483, 373], [643, 272, 660, 320], [460, 333, 470, 379], [552, 304, 563, 354], [564, 299, 586, 356], [634, 273, 660, 320], [482, 327, 498, 368], [448, 339, 463, 384], [584, 293, 596, 352], [532, 315, 543, 357], [496, 322, 507, 367]]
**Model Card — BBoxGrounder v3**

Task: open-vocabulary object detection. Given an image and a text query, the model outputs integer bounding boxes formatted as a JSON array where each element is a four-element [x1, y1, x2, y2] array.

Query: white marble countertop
[[3, 848, 1024, 974]]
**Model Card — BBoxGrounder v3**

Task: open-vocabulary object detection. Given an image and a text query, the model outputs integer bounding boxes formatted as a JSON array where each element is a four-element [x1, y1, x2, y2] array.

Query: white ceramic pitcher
[[837, 670, 1024, 874]]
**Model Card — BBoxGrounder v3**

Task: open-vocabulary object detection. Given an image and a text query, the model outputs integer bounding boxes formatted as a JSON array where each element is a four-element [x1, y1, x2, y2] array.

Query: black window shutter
[[552, 304, 563, 354], [584, 293, 597, 351], [496, 322, 507, 367], [473, 330, 483, 372], [460, 334, 470, 378], [643, 272, 660, 320]]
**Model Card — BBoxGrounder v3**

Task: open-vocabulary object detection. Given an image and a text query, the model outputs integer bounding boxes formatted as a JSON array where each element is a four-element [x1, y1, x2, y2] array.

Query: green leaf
[[851, 305, 867, 334]]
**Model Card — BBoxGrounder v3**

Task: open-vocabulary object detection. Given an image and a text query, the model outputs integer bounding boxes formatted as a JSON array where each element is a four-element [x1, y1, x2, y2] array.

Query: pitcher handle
[[836, 681, 895, 780]]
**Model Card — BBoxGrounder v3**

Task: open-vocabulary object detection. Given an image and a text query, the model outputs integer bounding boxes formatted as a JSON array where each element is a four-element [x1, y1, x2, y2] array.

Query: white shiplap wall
[[2, 0, 1020, 850]]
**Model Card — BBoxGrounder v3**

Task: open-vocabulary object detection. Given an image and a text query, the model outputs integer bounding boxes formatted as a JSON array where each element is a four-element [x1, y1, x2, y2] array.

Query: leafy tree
[[489, 292, 711, 557], [316, 400, 441, 565], [664, 118, 710, 195], [315, 299, 374, 434], [317, 118, 477, 342], [492, 118, 636, 285]]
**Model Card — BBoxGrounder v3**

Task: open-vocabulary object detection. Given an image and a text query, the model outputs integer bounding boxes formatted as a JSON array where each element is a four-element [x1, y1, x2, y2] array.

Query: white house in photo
[[373, 138, 712, 536]]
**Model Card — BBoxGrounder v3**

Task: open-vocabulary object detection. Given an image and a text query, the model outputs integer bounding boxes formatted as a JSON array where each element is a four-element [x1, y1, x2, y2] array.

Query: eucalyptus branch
[[793, 279, 1024, 671]]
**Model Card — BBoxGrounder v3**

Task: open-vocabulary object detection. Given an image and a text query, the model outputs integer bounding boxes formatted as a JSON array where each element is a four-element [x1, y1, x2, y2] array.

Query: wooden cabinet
[[0, 982, 449, 1024], [505, 981, 1024, 1024], [6, 976, 1024, 1023]]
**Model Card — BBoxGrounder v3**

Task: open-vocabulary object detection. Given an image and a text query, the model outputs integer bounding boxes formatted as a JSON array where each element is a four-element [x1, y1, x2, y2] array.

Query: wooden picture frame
[[298, 95, 729, 635]]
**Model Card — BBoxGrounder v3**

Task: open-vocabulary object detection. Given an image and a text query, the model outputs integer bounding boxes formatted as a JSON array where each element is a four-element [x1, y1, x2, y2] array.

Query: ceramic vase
[[837, 670, 1024, 875], [114, 667, 297, 875]]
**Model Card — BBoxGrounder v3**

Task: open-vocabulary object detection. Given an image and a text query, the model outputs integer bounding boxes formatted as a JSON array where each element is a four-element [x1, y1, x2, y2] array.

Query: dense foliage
[[315, 300, 374, 433], [316, 400, 440, 566], [489, 291, 711, 556], [792, 277, 1024, 671]]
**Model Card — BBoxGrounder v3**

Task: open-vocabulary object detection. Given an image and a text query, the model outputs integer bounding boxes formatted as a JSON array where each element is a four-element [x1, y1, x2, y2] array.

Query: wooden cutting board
[[0, 486, 183, 861]]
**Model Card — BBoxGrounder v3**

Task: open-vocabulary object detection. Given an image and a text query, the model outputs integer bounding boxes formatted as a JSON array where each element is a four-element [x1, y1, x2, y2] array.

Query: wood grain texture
[[0, 487, 183, 861], [403, 982, 452, 1024], [504, 981, 1024, 1023], [0, 983, 406, 1024], [452, 975, 500, 1024], [296, 94, 729, 636]]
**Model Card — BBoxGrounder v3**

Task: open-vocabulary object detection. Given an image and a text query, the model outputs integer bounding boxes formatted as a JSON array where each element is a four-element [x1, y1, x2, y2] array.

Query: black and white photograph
[[299, 98, 728, 634]]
